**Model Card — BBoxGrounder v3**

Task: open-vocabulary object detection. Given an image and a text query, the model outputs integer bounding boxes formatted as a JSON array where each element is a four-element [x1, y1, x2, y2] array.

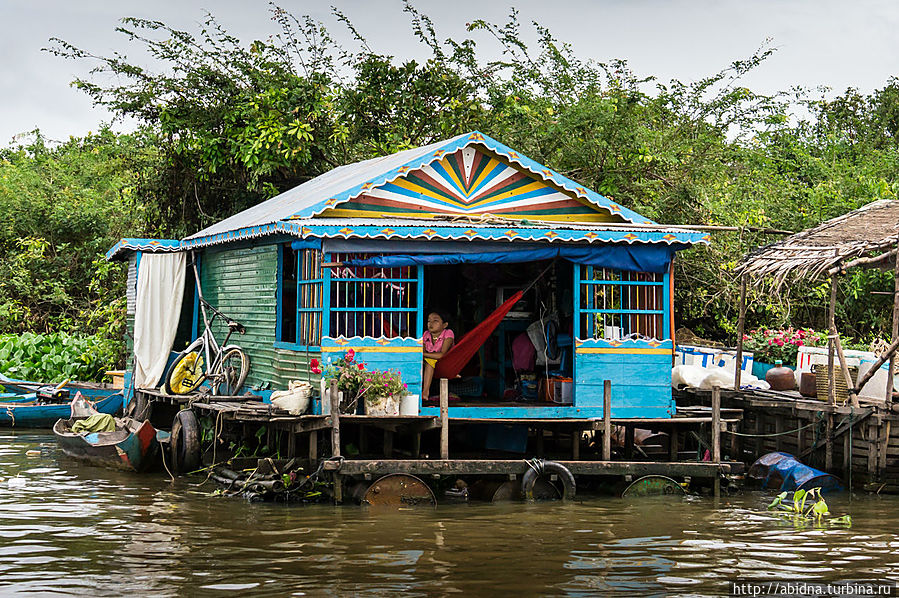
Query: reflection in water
[[1, 430, 898, 596]]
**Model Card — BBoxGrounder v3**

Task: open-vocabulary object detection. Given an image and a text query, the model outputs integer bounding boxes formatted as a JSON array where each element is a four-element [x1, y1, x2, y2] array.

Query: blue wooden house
[[108, 131, 707, 419]]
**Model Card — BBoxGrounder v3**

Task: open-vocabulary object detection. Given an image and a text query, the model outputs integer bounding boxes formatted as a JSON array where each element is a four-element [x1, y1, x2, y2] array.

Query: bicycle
[[164, 261, 250, 396]]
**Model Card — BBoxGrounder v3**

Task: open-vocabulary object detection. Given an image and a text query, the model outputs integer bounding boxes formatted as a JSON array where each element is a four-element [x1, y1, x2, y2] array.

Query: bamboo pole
[[832, 330, 861, 408], [440, 378, 449, 460], [734, 274, 747, 390], [603, 380, 612, 461], [853, 335, 899, 394]]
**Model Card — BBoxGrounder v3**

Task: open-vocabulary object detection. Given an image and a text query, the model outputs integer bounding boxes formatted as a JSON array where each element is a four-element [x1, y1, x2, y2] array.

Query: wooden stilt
[[624, 426, 635, 460], [734, 273, 748, 390], [308, 430, 318, 463], [825, 414, 834, 471], [755, 413, 766, 457], [536, 427, 544, 457], [712, 385, 721, 499], [572, 429, 580, 460], [843, 431, 851, 477], [603, 380, 612, 461], [412, 433, 421, 458], [833, 331, 860, 408], [329, 379, 342, 503], [329, 380, 340, 458], [827, 273, 838, 406], [287, 428, 296, 458], [439, 378, 449, 460], [775, 417, 784, 452], [383, 429, 393, 458], [669, 428, 679, 462]]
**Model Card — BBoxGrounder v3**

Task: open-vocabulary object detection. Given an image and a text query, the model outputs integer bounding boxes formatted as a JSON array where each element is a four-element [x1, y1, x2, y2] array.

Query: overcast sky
[[2, 0, 898, 145]]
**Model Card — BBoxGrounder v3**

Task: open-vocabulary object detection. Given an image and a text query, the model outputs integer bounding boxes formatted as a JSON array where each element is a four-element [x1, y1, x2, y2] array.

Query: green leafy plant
[[321, 350, 406, 406], [0, 332, 119, 382], [767, 487, 851, 527]]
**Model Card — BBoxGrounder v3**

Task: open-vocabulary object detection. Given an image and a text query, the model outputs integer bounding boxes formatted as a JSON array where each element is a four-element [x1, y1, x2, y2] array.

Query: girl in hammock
[[422, 310, 454, 399]]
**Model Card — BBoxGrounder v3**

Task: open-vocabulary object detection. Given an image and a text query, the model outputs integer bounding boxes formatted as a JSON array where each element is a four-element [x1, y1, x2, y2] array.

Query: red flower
[[357, 363, 365, 370], [311, 366, 322, 375], [310, 358, 320, 368], [345, 349, 355, 363]]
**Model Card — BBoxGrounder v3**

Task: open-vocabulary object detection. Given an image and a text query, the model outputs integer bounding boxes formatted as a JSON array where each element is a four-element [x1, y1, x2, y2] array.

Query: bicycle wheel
[[215, 347, 249, 396], [164, 350, 207, 395]]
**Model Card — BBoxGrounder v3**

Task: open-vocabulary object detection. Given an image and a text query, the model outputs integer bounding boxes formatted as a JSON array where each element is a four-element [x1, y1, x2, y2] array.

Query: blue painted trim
[[663, 268, 671, 340], [418, 405, 671, 419], [322, 252, 332, 340], [191, 254, 201, 341], [416, 263, 424, 406], [105, 238, 181, 261], [320, 336, 422, 347], [176, 220, 710, 253], [581, 279, 664, 286], [274, 341, 322, 352], [329, 277, 415, 283], [329, 307, 416, 313], [275, 244, 284, 342], [581, 308, 664, 315], [576, 338, 674, 349], [572, 262, 580, 403]]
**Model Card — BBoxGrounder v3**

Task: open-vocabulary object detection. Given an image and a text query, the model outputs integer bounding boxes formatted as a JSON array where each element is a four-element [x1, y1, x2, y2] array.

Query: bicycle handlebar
[[200, 298, 246, 333]]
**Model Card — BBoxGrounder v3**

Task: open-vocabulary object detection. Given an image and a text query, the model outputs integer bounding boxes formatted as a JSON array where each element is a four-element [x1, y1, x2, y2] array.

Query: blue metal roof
[[184, 131, 653, 243]]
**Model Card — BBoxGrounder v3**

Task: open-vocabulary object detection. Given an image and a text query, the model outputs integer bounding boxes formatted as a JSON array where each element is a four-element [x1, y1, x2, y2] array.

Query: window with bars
[[278, 246, 323, 347], [328, 252, 419, 339], [577, 266, 667, 341]]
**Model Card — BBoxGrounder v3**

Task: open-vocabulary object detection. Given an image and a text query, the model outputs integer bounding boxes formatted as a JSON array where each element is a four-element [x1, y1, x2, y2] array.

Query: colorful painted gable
[[319, 145, 621, 223]]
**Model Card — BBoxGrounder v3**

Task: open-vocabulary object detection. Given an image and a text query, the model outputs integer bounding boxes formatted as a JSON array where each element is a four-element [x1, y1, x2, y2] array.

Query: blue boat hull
[[0, 393, 123, 428], [53, 417, 160, 472]]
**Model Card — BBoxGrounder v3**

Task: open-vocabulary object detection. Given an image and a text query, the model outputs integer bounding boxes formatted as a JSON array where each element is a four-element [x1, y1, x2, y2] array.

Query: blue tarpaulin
[[748, 452, 843, 493], [341, 245, 679, 273]]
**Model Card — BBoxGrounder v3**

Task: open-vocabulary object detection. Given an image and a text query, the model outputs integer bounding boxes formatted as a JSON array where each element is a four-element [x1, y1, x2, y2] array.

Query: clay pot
[[799, 372, 817, 398], [766, 360, 796, 391]]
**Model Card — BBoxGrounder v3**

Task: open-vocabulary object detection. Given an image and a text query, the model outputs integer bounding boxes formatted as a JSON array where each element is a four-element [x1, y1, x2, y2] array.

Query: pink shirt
[[423, 328, 454, 353]]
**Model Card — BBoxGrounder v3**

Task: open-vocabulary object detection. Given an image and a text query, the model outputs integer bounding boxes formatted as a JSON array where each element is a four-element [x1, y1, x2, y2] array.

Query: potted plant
[[318, 350, 407, 415], [359, 368, 407, 416], [743, 328, 826, 379]]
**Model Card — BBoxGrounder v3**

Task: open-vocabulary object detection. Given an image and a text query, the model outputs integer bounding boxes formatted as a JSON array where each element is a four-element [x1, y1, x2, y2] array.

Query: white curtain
[[133, 252, 187, 388]]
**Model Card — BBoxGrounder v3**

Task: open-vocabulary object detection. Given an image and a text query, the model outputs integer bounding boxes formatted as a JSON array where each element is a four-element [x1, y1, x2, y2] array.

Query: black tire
[[170, 409, 201, 475], [215, 348, 249, 396], [164, 350, 207, 395], [522, 460, 576, 500]]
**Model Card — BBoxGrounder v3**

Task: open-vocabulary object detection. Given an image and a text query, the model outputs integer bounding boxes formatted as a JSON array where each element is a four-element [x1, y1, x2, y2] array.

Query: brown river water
[[2, 429, 899, 597]]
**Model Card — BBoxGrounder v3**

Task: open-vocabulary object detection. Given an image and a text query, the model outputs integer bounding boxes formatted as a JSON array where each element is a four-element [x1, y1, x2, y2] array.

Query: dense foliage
[[4, 4, 899, 381], [0, 332, 120, 383]]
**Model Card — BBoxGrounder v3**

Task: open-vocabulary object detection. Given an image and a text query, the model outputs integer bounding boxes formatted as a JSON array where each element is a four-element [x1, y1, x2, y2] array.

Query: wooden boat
[[0, 374, 123, 428], [53, 416, 161, 472]]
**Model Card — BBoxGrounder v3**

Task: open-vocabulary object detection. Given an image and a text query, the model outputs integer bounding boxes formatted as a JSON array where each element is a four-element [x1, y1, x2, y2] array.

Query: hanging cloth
[[434, 290, 524, 380], [133, 252, 186, 388]]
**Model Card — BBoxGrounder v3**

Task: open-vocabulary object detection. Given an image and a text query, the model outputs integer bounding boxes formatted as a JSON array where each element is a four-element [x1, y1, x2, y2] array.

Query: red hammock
[[434, 290, 524, 380]]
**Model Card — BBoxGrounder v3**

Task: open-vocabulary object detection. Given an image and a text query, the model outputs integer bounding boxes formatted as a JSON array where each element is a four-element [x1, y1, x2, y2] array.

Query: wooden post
[[329, 380, 340, 457], [887, 237, 899, 407], [308, 430, 318, 462], [624, 426, 635, 460], [825, 414, 834, 471], [439, 378, 449, 460], [843, 431, 851, 477], [712, 385, 721, 463], [383, 429, 393, 458], [412, 433, 421, 458], [287, 429, 296, 458], [669, 428, 679, 462], [734, 273, 748, 390], [602, 380, 612, 461], [329, 379, 342, 503], [536, 427, 544, 457], [775, 417, 785, 452], [572, 429, 580, 460], [712, 385, 722, 498], [827, 273, 838, 406]]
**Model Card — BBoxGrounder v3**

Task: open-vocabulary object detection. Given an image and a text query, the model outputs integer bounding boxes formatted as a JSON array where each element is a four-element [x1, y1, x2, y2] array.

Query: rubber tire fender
[[522, 460, 576, 500], [170, 409, 202, 475]]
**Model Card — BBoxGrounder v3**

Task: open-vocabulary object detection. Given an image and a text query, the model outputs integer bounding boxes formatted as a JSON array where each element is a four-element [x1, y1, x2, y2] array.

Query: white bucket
[[399, 394, 420, 416]]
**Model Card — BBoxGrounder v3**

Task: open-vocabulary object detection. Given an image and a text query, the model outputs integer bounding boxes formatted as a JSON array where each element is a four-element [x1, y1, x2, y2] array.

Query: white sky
[[1, 0, 898, 145]]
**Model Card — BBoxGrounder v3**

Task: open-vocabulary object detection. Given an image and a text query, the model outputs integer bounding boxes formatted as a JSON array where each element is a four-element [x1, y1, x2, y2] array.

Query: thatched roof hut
[[739, 199, 899, 283]]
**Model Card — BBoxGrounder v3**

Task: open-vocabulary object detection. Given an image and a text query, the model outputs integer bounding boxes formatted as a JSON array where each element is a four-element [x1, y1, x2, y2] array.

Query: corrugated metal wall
[[125, 254, 137, 356], [200, 243, 314, 389]]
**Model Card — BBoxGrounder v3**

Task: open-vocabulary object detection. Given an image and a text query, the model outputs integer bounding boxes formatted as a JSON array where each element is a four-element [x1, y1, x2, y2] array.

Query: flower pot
[[751, 360, 794, 380], [365, 395, 400, 416]]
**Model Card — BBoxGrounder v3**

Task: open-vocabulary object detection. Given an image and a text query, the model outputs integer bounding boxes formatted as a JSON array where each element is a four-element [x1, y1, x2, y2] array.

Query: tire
[[522, 460, 576, 500], [164, 350, 206, 395], [215, 347, 249, 396], [170, 409, 201, 475]]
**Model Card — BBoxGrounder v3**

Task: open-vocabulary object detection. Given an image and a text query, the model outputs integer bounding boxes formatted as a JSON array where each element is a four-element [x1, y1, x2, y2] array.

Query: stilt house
[[108, 132, 707, 419]]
